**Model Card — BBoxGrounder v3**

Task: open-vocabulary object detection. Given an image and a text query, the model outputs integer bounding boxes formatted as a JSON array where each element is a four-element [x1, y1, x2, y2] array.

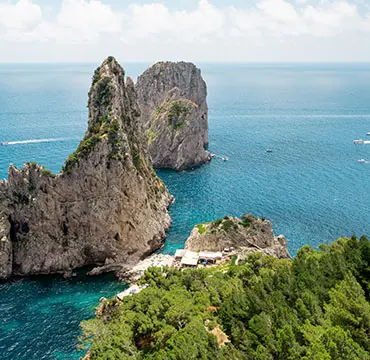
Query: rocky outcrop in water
[[185, 214, 291, 259], [0, 57, 172, 280], [136, 62, 210, 171]]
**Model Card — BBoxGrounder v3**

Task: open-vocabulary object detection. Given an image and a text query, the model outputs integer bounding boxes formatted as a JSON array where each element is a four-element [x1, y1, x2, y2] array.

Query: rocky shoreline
[[111, 214, 291, 287], [185, 214, 291, 259]]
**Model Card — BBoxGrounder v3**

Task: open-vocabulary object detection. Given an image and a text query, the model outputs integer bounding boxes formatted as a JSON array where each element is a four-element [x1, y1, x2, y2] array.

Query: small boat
[[353, 139, 365, 144], [367, 132, 370, 136], [0, 141, 8, 146], [210, 154, 217, 159], [358, 159, 366, 163], [222, 156, 229, 161], [266, 149, 273, 153]]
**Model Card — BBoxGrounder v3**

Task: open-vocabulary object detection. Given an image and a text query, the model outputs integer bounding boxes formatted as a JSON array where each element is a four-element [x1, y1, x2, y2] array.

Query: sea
[[0, 62, 370, 359]]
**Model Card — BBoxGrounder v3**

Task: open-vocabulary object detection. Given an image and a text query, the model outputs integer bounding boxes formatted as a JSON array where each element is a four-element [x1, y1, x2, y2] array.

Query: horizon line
[[1, 61, 370, 65]]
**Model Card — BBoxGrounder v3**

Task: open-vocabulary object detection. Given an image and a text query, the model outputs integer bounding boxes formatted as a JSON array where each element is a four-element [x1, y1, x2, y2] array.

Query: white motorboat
[[353, 139, 365, 144], [358, 159, 366, 163]]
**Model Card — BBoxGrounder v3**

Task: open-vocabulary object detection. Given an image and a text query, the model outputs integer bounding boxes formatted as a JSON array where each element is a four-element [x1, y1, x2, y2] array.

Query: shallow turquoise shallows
[[1, 63, 370, 359]]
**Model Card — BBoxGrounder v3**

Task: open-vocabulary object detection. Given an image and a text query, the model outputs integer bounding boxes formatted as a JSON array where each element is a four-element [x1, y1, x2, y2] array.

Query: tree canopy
[[81, 236, 370, 359]]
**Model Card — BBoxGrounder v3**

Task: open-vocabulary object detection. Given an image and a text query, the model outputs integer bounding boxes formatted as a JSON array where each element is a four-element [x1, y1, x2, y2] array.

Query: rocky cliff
[[0, 57, 172, 280], [136, 62, 210, 171], [185, 214, 291, 259]]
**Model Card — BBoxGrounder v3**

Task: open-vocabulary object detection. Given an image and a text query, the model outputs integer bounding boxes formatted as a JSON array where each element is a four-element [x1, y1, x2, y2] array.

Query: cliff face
[[136, 62, 210, 171], [185, 214, 291, 259], [0, 57, 172, 280]]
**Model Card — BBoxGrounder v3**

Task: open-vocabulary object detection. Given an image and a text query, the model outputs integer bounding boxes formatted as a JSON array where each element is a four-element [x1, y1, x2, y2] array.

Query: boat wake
[[1, 138, 75, 146]]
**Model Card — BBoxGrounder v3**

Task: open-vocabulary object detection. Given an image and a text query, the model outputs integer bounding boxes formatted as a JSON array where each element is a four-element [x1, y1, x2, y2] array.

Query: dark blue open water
[[0, 63, 370, 359]]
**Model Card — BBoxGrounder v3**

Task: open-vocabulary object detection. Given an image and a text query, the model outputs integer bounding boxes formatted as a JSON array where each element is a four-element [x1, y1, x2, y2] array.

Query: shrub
[[145, 130, 158, 145], [167, 100, 194, 130], [222, 219, 237, 232], [63, 134, 101, 172], [196, 224, 207, 234], [214, 218, 223, 227], [41, 169, 56, 178]]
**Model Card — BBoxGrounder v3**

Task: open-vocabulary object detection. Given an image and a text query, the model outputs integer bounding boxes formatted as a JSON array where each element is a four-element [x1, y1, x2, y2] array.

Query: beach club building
[[174, 249, 224, 267], [199, 251, 223, 264]]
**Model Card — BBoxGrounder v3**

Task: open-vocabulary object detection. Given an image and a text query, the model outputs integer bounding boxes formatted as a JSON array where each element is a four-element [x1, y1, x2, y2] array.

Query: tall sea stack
[[0, 57, 172, 280], [136, 62, 210, 171]]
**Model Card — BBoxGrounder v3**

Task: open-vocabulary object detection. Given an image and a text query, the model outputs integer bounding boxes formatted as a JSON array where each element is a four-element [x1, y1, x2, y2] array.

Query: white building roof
[[175, 249, 186, 258], [181, 257, 199, 266], [199, 251, 223, 259], [184, 250, 199, 259]]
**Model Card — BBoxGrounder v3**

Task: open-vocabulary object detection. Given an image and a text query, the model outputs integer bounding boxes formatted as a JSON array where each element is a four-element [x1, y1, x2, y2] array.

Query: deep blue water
[[1, 63, 370, 359]]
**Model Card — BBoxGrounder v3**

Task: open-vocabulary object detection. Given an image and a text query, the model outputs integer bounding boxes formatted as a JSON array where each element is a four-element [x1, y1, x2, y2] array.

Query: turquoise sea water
[[0, 63, 370, 359]]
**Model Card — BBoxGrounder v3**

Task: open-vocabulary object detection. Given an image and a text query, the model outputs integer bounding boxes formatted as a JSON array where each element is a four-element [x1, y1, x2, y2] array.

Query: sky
[[0, 0, 369, 63]]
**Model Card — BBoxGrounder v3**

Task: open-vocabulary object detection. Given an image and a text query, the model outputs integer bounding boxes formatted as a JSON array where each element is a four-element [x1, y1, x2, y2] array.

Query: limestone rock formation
[[136, 62, 210, 171], [0, 57, 172, 280], [185, 214, 291, 259]]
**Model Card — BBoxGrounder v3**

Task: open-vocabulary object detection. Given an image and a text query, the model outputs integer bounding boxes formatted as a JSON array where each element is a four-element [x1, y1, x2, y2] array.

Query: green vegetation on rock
[[221, 219, 238, 232], [154, 99, 196, 131], [63, 81, 126, 172], [167, 100, 193, 130], [24, 162, 56, 178], [154, 105, 164, 117], [239, 213, 257, 228], [92, 77, 113, 109], [195, 223, 207, 234], [107, 118, 124, 165], [63, 134, 101, 172], [41, 169, 56, 178], [196, 217, 242, 235], [81, 236, 370, 360], [214, 218, 223, 227], [132, 149, 142, 170], [25, 161, 38, 167], [145, 129, 158, 145]]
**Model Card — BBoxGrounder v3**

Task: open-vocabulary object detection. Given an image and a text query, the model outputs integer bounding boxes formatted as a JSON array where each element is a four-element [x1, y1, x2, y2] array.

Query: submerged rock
[[0, 57, 172, 280], [185, 214, 291, 259], [136, 61, 210, 171]]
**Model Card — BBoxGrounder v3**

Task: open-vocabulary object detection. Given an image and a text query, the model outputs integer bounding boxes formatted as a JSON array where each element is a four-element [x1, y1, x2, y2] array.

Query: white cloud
[[56, 0, 121, 41], [124, 0, 225, 42], [0, 0, 121, 43], [0, 0, 42, 31], [0, 0, 370, 61]]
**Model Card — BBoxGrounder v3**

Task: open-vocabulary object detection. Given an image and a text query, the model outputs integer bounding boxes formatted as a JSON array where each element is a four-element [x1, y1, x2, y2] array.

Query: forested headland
[[81, 236, 370, 360]]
